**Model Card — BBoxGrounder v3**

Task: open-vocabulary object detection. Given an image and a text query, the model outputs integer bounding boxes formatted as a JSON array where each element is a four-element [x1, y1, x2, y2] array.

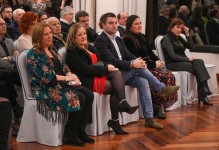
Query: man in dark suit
[[94, 13, 179, 129], [75, 11, 98, 43], [60, 6, 75, 41], [158, 5, 170, 35], [1, 5, 20, 41], [206, 9, 219, 45], [0, 18, 23, 119], [117, 11, 128, 37]]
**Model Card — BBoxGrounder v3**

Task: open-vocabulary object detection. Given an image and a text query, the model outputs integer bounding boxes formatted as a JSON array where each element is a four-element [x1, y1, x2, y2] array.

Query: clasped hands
[[132, 57, 147, 69], [65, 72, 81, 86]]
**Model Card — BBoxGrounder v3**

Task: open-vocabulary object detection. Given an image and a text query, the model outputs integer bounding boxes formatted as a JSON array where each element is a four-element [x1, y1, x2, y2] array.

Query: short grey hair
[[13, 8, 25, 20], [60, 6, 73, 18], [46, 17, 59, 25]]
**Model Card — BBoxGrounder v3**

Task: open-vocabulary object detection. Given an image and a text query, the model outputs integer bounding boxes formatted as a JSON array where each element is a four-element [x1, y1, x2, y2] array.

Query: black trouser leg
[[0, 101, 12, 150], [76, 86, 94, 126]]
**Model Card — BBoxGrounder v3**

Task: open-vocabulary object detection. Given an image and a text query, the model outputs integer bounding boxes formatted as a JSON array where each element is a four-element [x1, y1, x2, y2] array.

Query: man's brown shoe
[[161, 85, 180, 97]]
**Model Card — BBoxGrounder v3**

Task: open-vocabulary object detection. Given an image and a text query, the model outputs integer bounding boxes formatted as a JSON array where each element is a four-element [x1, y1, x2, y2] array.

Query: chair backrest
[[58, 47, 66, 61], [155, 35, 165, 62], [204, 23, 210, 45], [16, 50, 35, 100]]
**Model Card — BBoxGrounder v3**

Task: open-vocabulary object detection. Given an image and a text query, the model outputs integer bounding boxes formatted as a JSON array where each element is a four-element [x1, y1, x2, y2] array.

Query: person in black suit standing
[[95, 13, 180, 129], [117, 11, 128, 37], [206, 9, 219, 45]]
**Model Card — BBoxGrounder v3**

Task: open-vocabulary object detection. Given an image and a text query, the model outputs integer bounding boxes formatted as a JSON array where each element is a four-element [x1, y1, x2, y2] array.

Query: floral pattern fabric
[[26, 48, 80, 112]]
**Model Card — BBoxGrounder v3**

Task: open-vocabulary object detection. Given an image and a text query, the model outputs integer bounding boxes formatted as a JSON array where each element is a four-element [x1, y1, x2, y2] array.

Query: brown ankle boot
[[161, 86, 180, 97], [145, 118, 163, 129]]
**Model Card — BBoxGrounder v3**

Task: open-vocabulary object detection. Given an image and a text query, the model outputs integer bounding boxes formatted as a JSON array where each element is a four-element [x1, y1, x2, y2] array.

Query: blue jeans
[[123, 68, 165, 118]]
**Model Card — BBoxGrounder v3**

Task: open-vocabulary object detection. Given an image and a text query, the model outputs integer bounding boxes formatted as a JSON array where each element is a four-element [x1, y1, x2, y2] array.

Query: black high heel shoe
[[118, 100, 139, 115], [198, 96, 213, 105], [107, 120, 129, 135], [202, 87, 212, 96]]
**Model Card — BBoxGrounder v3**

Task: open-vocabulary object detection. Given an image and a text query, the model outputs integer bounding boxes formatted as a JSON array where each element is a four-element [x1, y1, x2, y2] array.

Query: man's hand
[[132, 57, 147, 69]]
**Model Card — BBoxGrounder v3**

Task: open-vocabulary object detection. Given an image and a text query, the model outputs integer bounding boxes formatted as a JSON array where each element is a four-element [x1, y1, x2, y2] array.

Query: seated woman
[[16, 12, 38, 52], [123, 15, 178, 119], [161, 18, 212, 105], [65, 23, 138, 134], [38, 11, 49, 23], [26, 23, 94, 147]]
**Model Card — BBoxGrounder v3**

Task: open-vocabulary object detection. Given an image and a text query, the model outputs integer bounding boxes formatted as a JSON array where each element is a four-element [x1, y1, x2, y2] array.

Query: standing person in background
[[124, 15, 178, 119], [24, 0, 51, 14], [162, 18, 212, 105], [117, 11, 128, 37], [26, 23, 94, 146], [75, 11, 98, 43], [159, 5, 171, 35]]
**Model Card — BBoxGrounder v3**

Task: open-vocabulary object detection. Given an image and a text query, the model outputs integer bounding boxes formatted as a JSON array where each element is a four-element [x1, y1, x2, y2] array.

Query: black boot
[[153, 105, 166, 120], [201, 81, 212, 96], [78, 126, 95, 143], [107, 120, 129, 135], [198, 85, 213, 105], [198, 95, 213, 105], [63, 111, 85, 146], [63, 129, 85, 147], [118, 100, 139, 115]]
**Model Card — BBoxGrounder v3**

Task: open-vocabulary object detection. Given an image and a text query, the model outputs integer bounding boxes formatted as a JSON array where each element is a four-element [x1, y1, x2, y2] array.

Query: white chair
[[155, 35, 197, 106], [58, 47, 66, 60], [58, 47, 139, 136], [16, 50, 65, 146]]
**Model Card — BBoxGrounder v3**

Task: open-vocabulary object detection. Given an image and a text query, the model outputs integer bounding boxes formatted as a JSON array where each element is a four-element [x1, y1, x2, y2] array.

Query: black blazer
[[94, 32, 136, 71], [206, 18, 219, 45], [123, 34, 159, 69], [118, 26, 125, 37], [65, 44, 108, 90]]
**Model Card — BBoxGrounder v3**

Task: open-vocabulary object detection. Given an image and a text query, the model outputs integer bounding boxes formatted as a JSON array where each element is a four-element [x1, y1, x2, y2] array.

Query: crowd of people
[[0, 0, 218, 149], [158, 0, 219, 45]]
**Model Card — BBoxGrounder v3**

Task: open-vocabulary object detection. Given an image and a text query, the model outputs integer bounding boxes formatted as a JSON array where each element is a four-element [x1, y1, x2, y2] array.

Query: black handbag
[[93, 61, 104, 67]]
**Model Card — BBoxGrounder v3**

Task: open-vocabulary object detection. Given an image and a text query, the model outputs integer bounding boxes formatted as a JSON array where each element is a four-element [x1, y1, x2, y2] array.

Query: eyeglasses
[[0, 23, 6, 27]]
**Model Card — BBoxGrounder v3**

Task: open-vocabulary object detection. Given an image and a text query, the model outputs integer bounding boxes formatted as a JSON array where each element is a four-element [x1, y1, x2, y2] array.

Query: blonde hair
[[32, 23, 52, 50], [65, 23, 88, 50]]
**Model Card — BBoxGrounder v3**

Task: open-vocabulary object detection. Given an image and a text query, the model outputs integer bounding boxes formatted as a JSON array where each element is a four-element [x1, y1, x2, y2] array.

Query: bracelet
[[64, 76, 67, 81], [130, 61, 133, 68]]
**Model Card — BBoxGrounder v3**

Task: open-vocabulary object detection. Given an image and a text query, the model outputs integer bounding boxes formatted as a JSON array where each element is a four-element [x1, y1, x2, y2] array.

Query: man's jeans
[[123, 68, 165, 118]]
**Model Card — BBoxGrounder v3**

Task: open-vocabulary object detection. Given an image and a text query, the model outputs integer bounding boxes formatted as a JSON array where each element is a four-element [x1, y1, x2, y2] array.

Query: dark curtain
[[145, 0, 159, 49]]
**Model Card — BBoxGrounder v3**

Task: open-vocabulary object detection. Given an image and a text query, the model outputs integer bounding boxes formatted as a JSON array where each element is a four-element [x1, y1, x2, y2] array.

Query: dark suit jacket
[[65, 44, 108, 90], [118, 26, 125, 37], [94, 32, 136, 71], [60, 21, 75, 41], [0, 37, 16, 69], [206, 18, 219, 45], [87, 27, 98, 43], [158, 15, 170, 35]]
